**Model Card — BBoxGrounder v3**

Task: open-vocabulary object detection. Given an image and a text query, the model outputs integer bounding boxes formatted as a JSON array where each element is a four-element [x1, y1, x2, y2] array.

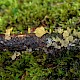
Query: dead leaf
[[77, 32, 80, 38], [11, 53, 16, 60], [73, 29, 78, 37], [57, 27, 63, 34], [5, 27, 13, 40], [11, 51, 21, 60], [67, 27, 72, 34], [60, 39, 69, 47], [63, 30, 69, 39], [34, 26, 47, 37], [67, 35, 73, 42], [28, 27, 31, 33]]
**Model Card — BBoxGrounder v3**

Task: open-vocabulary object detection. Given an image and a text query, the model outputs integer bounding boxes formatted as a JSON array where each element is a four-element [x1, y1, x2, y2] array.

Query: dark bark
[[0, 33, 80, 54]]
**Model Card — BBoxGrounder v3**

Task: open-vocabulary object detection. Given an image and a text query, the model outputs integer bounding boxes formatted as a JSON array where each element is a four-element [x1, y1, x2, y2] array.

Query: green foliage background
[[0, 0, 80, 33], [0, 0, 80, 80]]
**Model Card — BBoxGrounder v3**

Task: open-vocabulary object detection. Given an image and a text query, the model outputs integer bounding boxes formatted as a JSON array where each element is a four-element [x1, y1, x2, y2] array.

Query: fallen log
[[0, 33, 80, 54]]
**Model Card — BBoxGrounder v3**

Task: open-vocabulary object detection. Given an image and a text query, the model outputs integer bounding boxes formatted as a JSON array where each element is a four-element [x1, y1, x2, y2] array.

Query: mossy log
[[0, 33, 80, 54]]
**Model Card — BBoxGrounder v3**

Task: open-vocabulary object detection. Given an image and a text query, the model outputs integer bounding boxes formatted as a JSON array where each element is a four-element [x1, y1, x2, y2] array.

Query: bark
[[0, 33, 80, 54]]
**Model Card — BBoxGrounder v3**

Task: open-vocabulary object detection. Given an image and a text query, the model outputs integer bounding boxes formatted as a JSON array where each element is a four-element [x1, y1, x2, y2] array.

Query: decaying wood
[[0, 33, 80, 54]]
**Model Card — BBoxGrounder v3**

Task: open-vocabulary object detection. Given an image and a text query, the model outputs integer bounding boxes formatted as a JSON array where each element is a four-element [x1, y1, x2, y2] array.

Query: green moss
[[0, 0, 80, 80], [0, 0, 80, 33]]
